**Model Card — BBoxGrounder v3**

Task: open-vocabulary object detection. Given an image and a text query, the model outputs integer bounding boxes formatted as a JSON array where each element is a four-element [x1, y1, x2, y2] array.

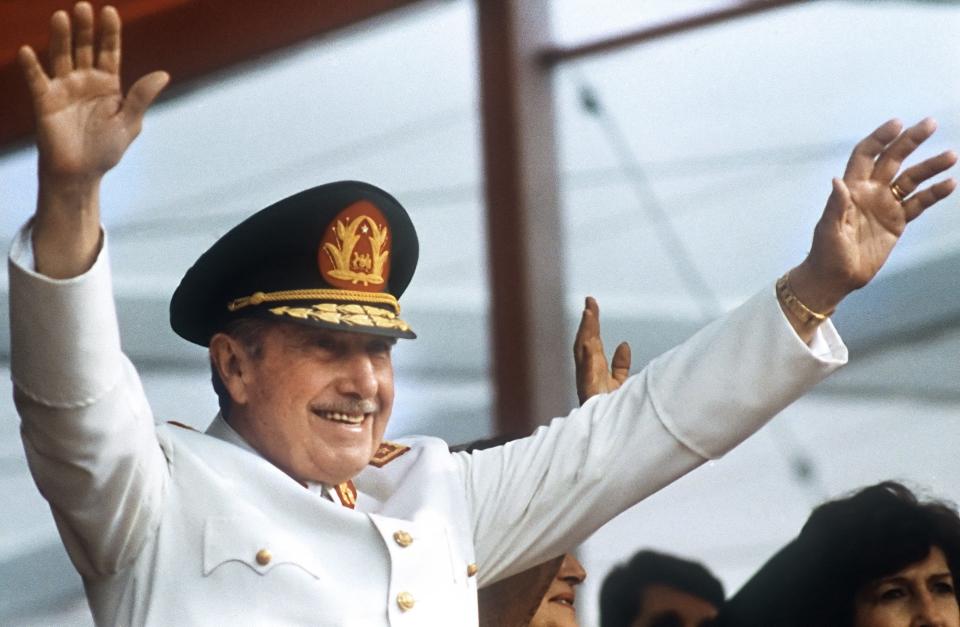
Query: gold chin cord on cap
[[776, 273, 834, 327], [890, 182, 907, 203]]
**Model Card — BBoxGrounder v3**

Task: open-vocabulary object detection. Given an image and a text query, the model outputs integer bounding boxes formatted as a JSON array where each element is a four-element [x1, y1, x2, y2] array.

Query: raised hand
[[19, 2, 168, 180], [573, 296, 632, 405], [786, 119, 956, 340], [17, 2, 168, 279]]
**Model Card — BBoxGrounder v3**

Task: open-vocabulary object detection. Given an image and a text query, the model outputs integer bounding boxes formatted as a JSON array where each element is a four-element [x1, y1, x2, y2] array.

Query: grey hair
[[209, 317, 272, 417]]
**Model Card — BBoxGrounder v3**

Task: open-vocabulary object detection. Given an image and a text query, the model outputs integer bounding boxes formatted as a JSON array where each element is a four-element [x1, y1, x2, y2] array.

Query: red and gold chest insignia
[[334, 480, 358, 509], [319, 200, 392, 290], [369, 441, 410, 468]]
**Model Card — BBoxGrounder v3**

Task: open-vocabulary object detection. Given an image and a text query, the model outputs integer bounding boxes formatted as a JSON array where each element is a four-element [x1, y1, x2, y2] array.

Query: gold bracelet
[[775, 273, 833, 326]]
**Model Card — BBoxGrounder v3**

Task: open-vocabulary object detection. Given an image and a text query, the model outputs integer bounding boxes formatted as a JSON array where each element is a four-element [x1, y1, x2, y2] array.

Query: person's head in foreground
[[600, 549, 724, 627], [801, 481, 960, 627], [455, 436, 587, 627], [474, 552, 586, 627], [723, 481, 960, 627], [170, 181, 418, 487], [529, 553, 588, 627]]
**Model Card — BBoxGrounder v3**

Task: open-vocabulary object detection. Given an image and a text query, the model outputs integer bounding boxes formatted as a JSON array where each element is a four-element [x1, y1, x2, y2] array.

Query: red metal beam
[[539, 0, 813, 66], [0, 0, 425, 150], [477, 0, 571, 435]]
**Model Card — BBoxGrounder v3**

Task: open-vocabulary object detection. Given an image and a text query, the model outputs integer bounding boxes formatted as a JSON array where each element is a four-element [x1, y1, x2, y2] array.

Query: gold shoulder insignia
[[369, 441, 410, 468], [166, 420, 198, 432], [334, 480, 358, 509]]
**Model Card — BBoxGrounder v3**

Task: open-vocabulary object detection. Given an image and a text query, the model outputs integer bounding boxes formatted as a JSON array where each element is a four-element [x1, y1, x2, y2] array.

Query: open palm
[[808, 118, 957, 293], [18, 3, 168, 180], [573, 297, 632, 406]]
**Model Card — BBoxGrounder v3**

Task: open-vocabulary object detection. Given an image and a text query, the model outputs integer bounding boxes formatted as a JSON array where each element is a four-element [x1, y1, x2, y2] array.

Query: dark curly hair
[[599, 549, 724, 627], [721, 481, 960, 627], [799, 481, 960, 625]]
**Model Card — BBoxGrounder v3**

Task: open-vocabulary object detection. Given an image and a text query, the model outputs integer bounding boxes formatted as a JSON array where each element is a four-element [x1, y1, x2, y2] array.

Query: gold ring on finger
[[890, 182, 907, 203]]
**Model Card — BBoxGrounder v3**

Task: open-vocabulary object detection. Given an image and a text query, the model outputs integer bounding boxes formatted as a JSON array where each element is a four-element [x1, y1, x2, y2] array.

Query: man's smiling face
[[215, 321, 396, 486]]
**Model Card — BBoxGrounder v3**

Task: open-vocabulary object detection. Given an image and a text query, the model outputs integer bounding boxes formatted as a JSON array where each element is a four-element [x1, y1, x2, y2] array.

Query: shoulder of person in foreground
[[720, 481, 960, 627]]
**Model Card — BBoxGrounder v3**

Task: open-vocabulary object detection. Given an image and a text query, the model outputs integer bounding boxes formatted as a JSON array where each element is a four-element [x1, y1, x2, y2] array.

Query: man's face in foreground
[[219, 321, 396, 486], [630, 584, 718, 627], [529, 553, 587, 627]]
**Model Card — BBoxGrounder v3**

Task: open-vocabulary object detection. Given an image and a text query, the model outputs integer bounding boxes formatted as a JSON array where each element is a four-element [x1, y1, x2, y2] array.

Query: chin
[[312, 454, 371, 485]]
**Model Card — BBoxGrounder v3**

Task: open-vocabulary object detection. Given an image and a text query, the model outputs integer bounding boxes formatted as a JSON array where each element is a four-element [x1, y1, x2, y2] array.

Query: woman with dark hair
[[721, 481, 960, 627]]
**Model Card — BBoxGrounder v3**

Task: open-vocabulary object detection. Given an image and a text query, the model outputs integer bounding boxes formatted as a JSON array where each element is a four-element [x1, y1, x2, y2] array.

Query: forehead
[[878, 545, 953, 582], [639, 584, 718, 617]]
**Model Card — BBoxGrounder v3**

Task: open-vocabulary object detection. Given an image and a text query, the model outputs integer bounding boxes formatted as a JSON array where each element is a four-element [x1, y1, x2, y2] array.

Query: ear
[[209, 332, 253, 407]]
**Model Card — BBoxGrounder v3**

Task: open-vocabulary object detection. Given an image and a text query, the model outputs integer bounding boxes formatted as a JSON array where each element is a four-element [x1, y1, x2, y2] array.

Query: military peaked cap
[[170, 181, 418, 345]]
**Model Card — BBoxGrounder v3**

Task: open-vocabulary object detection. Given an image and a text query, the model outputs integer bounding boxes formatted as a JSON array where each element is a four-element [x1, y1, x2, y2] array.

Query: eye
[[878, 586, 907, 601], [932, 580, 955, 595], [314, 336, 338, 351], [367, 338, 395, 357], [649, 613, 683, 627], [306, 332, 343, 356]]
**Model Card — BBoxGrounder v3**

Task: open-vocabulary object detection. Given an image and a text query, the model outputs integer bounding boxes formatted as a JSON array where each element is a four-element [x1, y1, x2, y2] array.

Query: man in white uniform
[[10, 3, 957, 625]]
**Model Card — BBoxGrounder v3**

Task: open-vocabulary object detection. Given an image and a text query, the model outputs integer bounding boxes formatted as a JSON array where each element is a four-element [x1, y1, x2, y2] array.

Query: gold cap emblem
[[319, 200, 391, 291]]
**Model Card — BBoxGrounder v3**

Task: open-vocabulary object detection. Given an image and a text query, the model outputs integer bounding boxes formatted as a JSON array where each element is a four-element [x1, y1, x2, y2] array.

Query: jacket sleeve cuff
[[8, 222, 123, 407], [650, 282, 848, 460]]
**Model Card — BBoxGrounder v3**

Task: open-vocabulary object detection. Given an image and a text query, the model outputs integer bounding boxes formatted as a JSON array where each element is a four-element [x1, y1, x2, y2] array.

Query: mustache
[[310, 400, 379, 415]]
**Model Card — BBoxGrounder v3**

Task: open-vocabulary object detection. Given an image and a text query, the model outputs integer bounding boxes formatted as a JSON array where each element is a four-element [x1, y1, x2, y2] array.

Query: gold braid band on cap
[[269, 303, 411, 332], [227, 289, 400, 314], [776, 273, 833, 326]]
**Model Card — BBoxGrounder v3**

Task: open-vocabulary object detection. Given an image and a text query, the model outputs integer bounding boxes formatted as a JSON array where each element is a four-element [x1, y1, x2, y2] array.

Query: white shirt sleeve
[[457, 285, 847, 586], [9, 223, 167, 577]]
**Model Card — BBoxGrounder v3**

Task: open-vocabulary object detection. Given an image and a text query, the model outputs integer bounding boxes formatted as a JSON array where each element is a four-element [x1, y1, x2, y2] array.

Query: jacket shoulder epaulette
[[368, 440, 410, 468]]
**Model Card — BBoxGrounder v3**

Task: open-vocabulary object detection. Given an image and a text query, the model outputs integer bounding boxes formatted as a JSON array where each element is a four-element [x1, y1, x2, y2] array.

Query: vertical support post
[[476, 0, 571, 435]]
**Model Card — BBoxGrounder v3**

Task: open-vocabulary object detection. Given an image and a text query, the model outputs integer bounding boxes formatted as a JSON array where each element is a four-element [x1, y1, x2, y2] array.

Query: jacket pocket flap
[[203, 516, 321, 578]]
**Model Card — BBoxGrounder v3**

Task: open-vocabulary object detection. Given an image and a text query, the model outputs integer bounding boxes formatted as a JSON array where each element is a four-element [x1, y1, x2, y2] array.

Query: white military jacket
[[8, 227, 847, 626]]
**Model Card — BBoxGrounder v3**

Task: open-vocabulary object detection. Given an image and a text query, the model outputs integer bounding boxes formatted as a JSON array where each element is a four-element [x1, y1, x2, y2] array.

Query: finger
[[121, 71, 170, 127], [577, 344, 605, 394], [49, 9, 74, 77], [891, 150, 958, 196], [901, 178, 957, 223], [822, 177, 852, 223], [73, 2, 95, 69], [610, 341, 631, 384], [585, 295, 599, 319], [574, 296, 601, 358], [843, 119, 902, 180], [97, 5, 121, 74], [872, 117, 937, 183], [17, 46, 51, 100]]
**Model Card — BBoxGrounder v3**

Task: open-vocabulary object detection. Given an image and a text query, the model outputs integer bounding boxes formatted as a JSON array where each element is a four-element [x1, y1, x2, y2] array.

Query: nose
[[558, 553, 586, 584], [336, 351, 378, 400], [913, 591, 947, 627]]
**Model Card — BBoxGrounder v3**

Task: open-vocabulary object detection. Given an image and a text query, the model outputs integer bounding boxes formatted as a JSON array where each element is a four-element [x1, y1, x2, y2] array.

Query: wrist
[[38, 170, 103, 199], [33, 174, 103, 279], [36, 171, 102, 223], [788, 259, 850, 315], [776, 273, 831, 333]]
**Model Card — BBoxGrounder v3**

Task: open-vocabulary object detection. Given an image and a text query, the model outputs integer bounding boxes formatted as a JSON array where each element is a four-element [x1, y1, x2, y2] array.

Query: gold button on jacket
[[393, 530, 413, 547], [396, 591, 416, 611]]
